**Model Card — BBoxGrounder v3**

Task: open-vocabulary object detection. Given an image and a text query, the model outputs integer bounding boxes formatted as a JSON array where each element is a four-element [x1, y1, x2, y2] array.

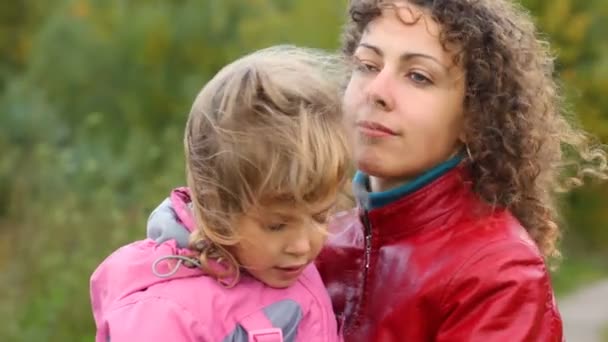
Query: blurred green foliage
[[0, 0, 606, 341]]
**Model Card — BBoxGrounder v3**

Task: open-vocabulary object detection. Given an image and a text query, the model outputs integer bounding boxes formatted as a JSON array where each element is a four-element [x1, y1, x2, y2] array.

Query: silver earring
[[465, 144, 474, 161]]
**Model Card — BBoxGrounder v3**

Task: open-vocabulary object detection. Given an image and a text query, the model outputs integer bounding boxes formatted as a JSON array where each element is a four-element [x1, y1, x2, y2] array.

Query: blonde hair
[[184, 45, 350, 285]]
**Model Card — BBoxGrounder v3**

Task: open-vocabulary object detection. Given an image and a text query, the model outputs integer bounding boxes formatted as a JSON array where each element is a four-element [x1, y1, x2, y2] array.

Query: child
[[90, 45, 349, 342]]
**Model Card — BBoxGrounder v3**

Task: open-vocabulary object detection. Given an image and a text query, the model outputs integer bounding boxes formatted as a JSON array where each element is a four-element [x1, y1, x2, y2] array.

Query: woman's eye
[[267, 223, 287, 232], [408, 71, 432, 85], [355, 60, 379, 73]]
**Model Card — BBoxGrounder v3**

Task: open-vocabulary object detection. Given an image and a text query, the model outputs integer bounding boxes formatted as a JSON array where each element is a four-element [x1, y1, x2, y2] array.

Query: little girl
[[90, 45, 349, 342]]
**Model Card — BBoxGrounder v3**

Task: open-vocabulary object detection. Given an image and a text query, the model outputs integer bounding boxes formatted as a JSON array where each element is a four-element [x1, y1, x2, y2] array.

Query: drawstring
[[152, 254, 201, 278]]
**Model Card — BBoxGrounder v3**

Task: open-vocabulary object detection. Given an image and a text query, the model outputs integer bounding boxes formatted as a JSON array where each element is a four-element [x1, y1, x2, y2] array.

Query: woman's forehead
[[360, 5, 464, 70]]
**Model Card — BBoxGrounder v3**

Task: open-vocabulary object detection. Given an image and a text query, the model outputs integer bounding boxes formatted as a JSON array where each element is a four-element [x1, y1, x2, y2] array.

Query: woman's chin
[[355, 149, 386, 173], [355, 151, 400, 177], [356, 160, 399, 181]]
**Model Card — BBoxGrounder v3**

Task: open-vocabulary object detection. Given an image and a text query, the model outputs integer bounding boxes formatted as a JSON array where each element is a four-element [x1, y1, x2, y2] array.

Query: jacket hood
[[90, 188, 202, 324], [146, 187, 194, 248]]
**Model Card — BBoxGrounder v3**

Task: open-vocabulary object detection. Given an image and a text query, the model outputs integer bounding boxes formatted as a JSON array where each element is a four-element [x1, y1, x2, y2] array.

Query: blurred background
[[0, 0, 606, 341]]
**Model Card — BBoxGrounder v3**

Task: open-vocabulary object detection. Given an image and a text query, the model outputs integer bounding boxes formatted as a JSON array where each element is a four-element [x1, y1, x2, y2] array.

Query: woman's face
[[343, 4, 466, 191]]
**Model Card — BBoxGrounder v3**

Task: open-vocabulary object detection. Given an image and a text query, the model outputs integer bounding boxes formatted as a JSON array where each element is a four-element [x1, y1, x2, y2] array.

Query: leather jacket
[[316, 165, 563, 341]]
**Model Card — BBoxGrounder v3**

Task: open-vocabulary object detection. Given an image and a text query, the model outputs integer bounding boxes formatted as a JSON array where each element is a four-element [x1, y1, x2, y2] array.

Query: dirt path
[[560, 279, 608, 342]]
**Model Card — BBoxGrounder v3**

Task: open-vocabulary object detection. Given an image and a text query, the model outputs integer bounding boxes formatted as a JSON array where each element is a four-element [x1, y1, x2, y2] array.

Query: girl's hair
[[342, 0, 607, 262], [184, 45, 350, 285]]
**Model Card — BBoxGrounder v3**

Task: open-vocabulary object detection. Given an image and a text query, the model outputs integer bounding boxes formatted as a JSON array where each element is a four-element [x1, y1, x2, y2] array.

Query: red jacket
[[316, 165, 563, 341]]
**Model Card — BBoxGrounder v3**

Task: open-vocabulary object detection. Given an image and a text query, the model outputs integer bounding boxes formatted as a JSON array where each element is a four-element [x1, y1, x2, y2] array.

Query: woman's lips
[[357, 120, 397, 137]]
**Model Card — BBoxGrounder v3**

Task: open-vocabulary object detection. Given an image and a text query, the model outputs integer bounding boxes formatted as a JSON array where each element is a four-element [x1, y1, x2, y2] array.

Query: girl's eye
[[267, 223, 287, 232], [408, 71, 432, 85], [312, 212, 330, 224]]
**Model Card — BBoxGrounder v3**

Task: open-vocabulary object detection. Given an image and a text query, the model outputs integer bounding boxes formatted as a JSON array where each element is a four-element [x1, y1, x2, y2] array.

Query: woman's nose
[[366, 69, 395, 112]]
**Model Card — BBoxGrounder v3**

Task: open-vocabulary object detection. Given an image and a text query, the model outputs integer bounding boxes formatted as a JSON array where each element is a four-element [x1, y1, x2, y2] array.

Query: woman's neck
[[369, 150, 464, 192], [369, 176, 410, 193], [353, 154, 463, 210]]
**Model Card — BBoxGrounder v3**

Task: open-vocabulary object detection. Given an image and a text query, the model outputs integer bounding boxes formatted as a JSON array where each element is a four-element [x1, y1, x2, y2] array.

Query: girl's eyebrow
[[313, 202, 337, 216], [259, 201, 337, 221]]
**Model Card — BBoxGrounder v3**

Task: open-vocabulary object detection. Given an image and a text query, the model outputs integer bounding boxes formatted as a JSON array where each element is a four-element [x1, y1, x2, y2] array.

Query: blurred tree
[[522, 0, 608, 250], [524, 0, 608, 140], [0, 0, 346, 340], [0, 1, 53, 91]]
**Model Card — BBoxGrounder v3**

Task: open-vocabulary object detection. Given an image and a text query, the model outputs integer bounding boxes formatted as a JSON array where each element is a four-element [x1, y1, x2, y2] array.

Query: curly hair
[[342, 0, 608, 262]]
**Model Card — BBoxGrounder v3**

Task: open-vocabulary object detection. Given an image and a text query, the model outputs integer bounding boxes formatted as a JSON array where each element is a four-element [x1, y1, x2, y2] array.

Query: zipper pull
[[362, 210, 372, 270], [364, 234, 372, 269]]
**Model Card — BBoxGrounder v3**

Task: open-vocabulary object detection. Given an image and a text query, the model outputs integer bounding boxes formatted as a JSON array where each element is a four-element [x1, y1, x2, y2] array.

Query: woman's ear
[[458, 130, 473, 161], [458, 115, 469, 144], [459, 132, 466, 144]]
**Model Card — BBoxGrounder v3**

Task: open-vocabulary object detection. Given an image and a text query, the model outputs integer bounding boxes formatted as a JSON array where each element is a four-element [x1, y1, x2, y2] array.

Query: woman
[[147, 0, 607, 340]]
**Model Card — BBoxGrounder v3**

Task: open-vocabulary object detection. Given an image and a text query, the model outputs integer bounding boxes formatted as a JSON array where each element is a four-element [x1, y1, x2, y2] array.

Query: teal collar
[[353, 155, 463, 210]]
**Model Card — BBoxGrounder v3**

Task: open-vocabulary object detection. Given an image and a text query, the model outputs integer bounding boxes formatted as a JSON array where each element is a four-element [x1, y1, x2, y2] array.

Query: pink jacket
[[90, 188, 341, 342]]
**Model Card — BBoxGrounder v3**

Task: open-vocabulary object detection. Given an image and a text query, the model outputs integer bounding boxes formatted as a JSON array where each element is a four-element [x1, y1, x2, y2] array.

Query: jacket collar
[[353, 156, 462, 210], [355, 163, 480, 240]]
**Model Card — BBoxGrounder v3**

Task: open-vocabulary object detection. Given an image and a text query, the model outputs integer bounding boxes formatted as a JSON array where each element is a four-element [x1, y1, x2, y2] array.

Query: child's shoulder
[[209, 263, 337, 341], [92, 240, 336, 340], [91, 239, 234, 339], [136, 263, 334, 341], [182, 262, 330, 319], [90, 238, 208, 315]]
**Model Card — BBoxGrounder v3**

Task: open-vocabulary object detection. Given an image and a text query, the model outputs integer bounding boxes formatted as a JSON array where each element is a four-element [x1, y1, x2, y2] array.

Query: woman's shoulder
[[434, 215, 562, 340], [440, 209, 548, 283], [450, 206, 539, 251], [442, 209, 550, 289]]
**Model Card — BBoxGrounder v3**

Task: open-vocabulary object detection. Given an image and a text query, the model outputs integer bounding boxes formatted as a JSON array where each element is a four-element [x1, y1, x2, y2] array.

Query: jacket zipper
[[347, 209, 372, 333], [362, 210, 372, 269]]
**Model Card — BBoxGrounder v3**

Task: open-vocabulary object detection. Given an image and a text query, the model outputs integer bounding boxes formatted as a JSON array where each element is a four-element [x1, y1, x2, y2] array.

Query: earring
[[465, 144, 474, 162]]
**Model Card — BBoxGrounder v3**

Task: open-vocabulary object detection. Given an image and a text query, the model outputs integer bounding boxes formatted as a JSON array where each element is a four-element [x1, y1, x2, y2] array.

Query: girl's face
[[232, 199, 334, 288], [343, 4, 466, 191]]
